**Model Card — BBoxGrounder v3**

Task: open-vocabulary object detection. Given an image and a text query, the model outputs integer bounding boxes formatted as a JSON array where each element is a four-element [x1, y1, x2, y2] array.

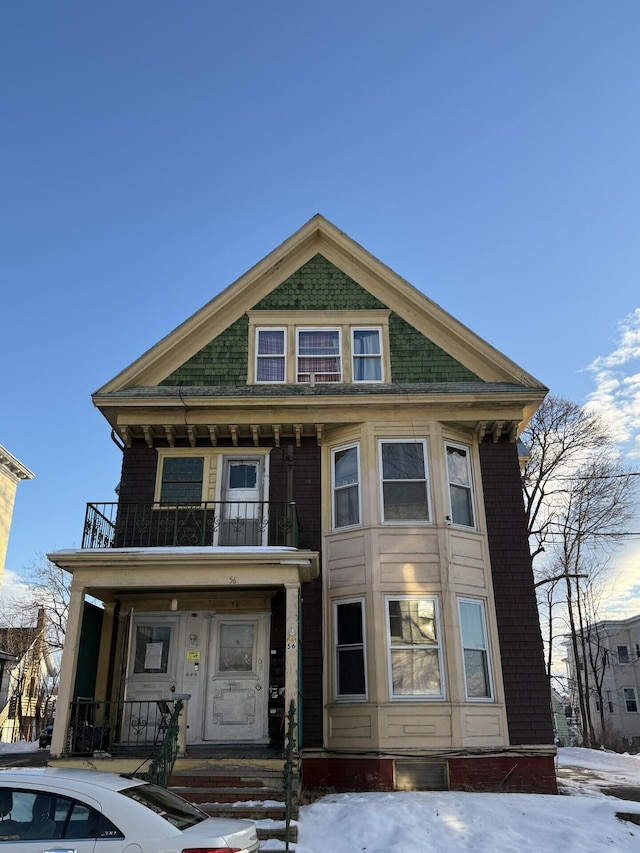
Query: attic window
[[297, 329, 341, 382], [256, 328, 286, 382]]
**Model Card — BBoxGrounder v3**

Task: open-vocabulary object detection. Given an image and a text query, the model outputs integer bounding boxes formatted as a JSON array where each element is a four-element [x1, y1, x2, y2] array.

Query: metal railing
[[67, 698, 184, 758], [134, 698, 184, 788], [83, 500, 298, 549], [282, 699, 299, 852]]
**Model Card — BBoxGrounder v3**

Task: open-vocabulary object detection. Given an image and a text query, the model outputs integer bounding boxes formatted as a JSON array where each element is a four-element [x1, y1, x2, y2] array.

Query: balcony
[[83, 501, 298, 549]]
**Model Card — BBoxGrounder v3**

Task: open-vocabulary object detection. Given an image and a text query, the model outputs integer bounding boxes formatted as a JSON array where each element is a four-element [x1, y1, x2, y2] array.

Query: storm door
[[204, 614, 269, 742], [218, 457, 266, 546]]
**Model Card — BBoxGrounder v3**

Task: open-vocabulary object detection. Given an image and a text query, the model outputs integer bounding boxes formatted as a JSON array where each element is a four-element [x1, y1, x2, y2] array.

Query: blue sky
[[2, 3, 639, 605]]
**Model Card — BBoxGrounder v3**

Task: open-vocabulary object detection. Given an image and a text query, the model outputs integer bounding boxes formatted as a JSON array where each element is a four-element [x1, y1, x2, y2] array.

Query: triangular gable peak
[[95, 215, 544, 394]]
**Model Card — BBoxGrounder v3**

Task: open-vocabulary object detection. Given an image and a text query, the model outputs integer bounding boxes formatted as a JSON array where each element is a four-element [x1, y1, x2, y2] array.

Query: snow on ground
[[2, 742, 640, 851], [287, 749, 640, 853]]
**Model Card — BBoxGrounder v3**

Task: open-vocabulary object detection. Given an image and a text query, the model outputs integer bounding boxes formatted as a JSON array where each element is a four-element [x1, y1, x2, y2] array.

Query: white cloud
[[586, 308, 640, 459]]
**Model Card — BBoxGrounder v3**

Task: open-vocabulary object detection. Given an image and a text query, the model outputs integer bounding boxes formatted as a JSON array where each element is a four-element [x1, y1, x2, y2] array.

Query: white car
[[0, 767, 259, 852]]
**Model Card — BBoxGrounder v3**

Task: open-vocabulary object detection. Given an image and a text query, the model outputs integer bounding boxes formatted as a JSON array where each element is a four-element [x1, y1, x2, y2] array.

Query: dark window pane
[[338, 648, 366, 695], [337, 602, 363, 645], [382, 482, 428, 520]]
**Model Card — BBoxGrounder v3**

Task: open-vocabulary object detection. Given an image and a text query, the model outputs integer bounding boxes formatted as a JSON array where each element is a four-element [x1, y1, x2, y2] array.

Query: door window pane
[[219, 623, 254, 672], [228, 463, 258, 489], [134, 626, 171, 673]]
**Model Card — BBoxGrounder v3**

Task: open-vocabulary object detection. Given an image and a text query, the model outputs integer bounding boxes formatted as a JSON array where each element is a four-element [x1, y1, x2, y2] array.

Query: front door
[[219, 457, 265, 546], [204, 614, 270, 742]]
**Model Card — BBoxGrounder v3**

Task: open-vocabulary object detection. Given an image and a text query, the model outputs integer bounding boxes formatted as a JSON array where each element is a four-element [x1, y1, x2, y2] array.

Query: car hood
[[181, 815, 258, 848]]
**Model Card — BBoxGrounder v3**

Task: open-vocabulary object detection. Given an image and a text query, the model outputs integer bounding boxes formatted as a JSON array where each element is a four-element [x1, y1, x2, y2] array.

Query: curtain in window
[[298, 330, 341, 381], [353, 329, 381, 381], [257, 330, 285, 381]]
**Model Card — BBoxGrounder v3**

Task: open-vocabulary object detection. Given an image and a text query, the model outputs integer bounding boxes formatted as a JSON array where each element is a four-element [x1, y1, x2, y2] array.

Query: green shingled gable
[[254, 254, 387, 310], [160, 254, 481, 387]]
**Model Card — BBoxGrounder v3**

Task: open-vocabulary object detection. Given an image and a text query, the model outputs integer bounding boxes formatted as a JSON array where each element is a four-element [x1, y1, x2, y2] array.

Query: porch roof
[[47, 546, 320, 601]]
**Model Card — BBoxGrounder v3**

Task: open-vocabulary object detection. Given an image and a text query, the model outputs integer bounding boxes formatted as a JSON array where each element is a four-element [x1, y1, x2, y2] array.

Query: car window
[[120, 781, 207, 830], [0, 787, 123, 842]]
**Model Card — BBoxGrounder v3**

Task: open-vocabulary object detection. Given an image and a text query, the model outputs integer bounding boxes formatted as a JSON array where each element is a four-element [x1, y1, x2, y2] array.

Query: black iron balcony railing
[[68, 697, 187, 759], [83, 500, 298, 549]]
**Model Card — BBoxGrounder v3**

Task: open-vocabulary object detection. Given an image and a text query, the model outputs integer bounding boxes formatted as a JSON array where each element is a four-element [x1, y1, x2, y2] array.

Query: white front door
[[219, 457, 265, 545], [204, 614, 270, 742]]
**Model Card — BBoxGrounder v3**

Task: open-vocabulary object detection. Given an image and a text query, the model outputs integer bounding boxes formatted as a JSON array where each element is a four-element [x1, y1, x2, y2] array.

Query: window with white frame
[[332, 444, 360, 529], [256, 328, 286, 382], [352, 328, 382, 382], [445, 442, 475, 527], [386, 596, 443, 699], [297, 328, 341, 382], [379, 440, 430, 522], [334, 599, 367, 699], [607, 690, 614, 713], [160, 457, 204, 504], [624, 687, 638, 712], [618, 645, 630, 664], [458, 598, 493, 699]]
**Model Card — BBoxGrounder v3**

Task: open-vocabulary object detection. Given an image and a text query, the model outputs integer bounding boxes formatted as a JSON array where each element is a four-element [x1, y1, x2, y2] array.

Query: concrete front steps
[[168, 759, 300, 848]]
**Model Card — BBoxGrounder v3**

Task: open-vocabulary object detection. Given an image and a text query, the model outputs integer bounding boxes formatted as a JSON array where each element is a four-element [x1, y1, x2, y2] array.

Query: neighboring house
[[48, 215, 555, 792], [565, 614, 640, 750], [0, 609, 57, 742], [0, 445, 34, 589]]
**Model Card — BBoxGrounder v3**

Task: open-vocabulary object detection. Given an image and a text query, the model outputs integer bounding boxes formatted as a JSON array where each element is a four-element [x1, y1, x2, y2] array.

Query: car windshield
[[119, 781, 208, 830]]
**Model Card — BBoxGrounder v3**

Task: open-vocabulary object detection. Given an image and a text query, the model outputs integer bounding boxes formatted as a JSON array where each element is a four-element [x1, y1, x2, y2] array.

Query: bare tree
[[520, 395, 636, 747]]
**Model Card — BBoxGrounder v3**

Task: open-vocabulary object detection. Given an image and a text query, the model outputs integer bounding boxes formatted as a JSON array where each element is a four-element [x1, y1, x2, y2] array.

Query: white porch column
[[50, 581, 86, 758], [284, 582, 300, 743]]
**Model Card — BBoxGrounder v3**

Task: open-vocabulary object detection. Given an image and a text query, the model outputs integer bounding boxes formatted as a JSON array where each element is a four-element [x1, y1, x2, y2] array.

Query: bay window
[[386, 596, 443, 699], [379, 439, 430, 522], [334, 599, 367, 699], [445, 442, 475, 527], [458, 598, 493, 699], [332, 444, 360, 529]]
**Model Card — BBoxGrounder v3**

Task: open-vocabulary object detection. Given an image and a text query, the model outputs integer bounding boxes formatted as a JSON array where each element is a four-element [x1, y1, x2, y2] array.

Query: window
[[134, 625, 172, 674], [379, 440, 430, 522], [458, 598, 493, 699], [297, 329, 341, 382], [607, 690, 614, 713], [618, 645, 630, 664], [445, 443, 475, 527], [332, 444, 360, 528], [624, 687, 638, 712], [160, 457, 203, 504], [334, 599, 367, 699], [0, 789, 123, 841], [386, 597, 443, 699], [352, 328, 382, 382], [256, 328, 286, 382]]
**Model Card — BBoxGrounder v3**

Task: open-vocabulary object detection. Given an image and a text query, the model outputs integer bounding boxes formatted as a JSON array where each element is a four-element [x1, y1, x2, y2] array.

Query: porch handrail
[[282, 699, 299, 852], [134, 697, 185, 788], [83, 500, 298, 549]]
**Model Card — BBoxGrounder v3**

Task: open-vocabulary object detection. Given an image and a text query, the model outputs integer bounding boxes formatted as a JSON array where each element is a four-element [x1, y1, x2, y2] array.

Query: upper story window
[[160, 457, 204, 504], [297, 329, 341, 382], [332, 443, 361, 529], [256, 328, 286, 382], [445, 442, 476, 528], [352, 328, 383, 382], [618, 645, 630, 664], [379, 439, 430, 523], [624, 687, 638, 712]]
